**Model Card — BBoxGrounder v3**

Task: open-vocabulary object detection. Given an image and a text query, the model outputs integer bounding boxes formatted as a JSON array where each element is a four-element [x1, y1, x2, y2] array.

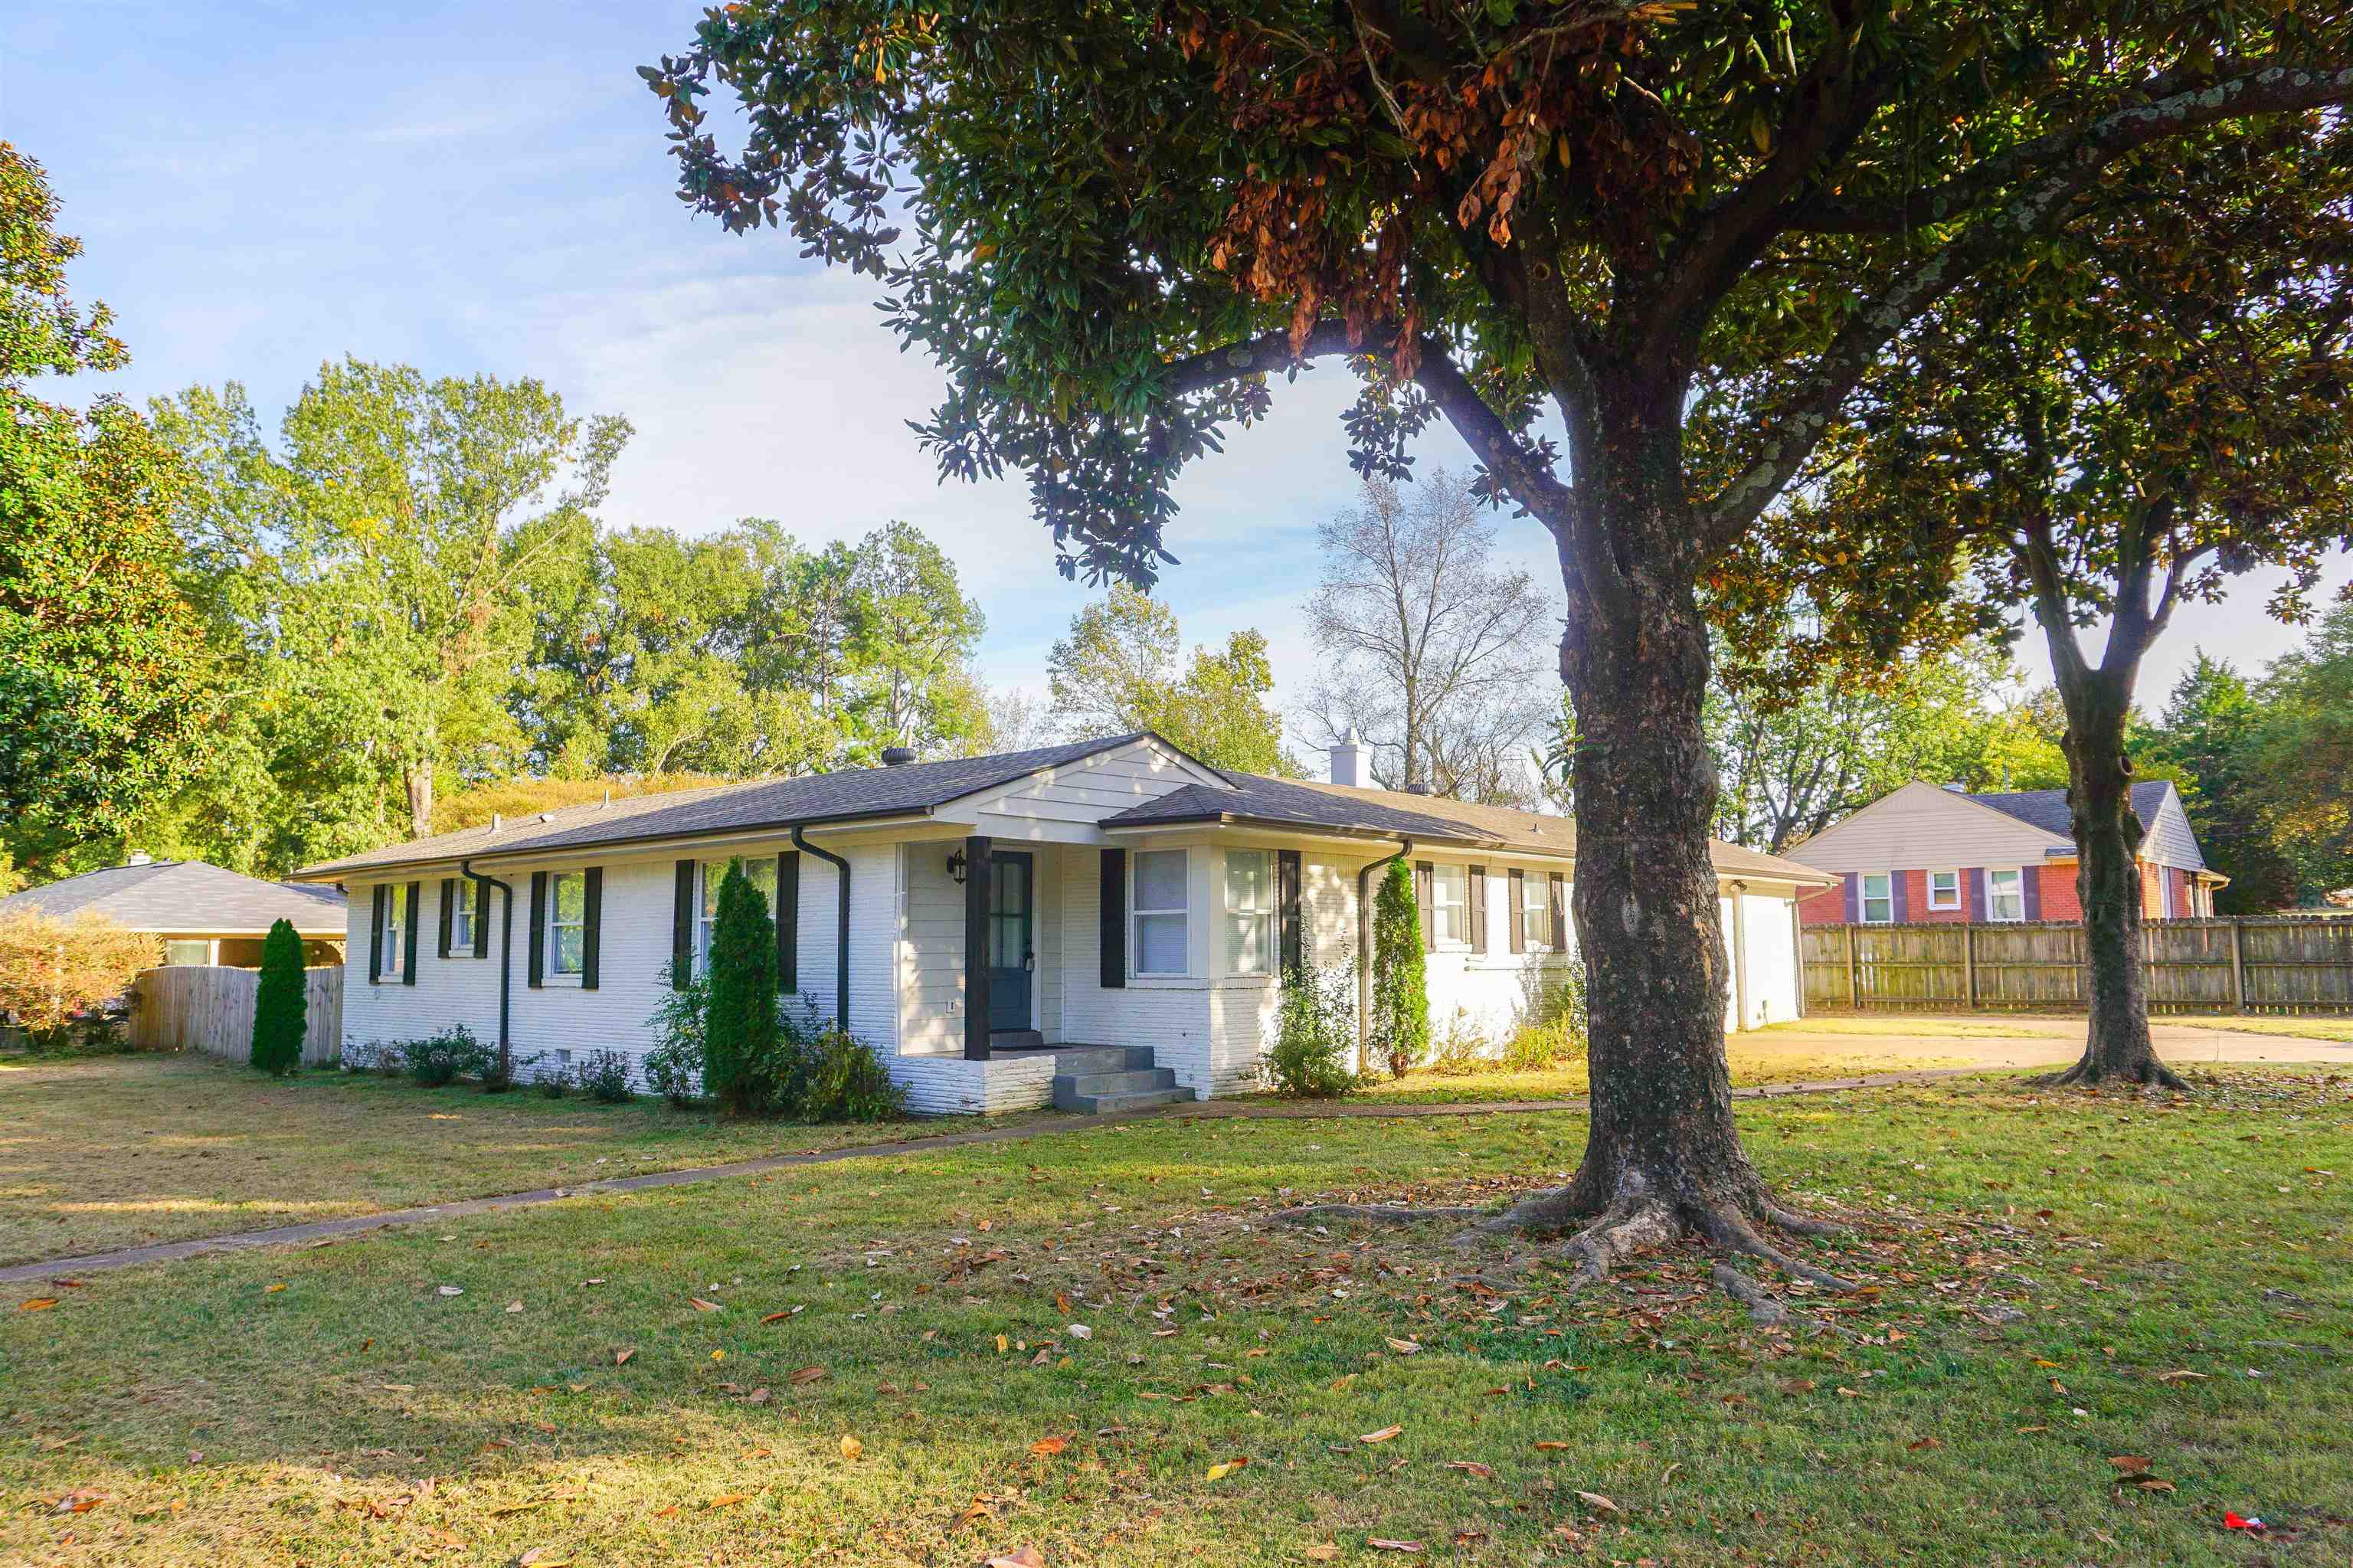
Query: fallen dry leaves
[[839, 1434, 863, 1460], [1359, 1425, 1404, 1445], [1029, 1436, 1070, 1457]]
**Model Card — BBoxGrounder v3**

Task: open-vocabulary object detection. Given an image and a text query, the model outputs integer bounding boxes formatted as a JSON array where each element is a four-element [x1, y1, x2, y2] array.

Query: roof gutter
[[1355, 838, 1412, 1065], [790, 826, 853, 1034], [292, 813, 936, 885]]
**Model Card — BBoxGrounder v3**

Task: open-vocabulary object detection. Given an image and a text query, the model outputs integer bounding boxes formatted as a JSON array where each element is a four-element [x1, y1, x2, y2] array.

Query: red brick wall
[[2037, 863, 2083, 923], [1798, 880, 1847, 926]]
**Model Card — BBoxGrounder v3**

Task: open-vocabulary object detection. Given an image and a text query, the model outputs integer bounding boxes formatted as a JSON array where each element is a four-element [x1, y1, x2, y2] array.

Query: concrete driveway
[[1745, 1014, 2353, 1076]]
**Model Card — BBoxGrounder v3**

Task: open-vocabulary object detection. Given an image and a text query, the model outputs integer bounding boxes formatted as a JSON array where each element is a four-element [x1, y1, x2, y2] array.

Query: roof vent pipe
[[1941, 781, 1967, 794]]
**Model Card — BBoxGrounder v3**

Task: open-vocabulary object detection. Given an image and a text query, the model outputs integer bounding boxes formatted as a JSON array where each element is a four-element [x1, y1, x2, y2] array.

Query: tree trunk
[[2045, 670, 2185, 1088], [404, 761, 434, 839]]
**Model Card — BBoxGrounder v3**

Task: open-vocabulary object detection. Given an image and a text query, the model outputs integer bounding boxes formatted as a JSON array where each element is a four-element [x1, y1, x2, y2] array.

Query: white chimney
[[1329, 728, 1370, 788]]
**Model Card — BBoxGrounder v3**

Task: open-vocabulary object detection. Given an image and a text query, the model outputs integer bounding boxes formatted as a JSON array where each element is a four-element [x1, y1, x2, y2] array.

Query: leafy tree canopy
[[1046, 584, 1298, 774]]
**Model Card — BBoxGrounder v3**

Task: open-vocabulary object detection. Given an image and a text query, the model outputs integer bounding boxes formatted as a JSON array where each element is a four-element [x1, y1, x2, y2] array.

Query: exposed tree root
[[2032, 1055, 2189, 1092], [1272, 1177, 1860, 1315]]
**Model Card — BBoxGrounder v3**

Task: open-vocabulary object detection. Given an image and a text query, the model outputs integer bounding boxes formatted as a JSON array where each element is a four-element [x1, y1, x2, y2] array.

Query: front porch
[[986, 1041, 1196, 1114]]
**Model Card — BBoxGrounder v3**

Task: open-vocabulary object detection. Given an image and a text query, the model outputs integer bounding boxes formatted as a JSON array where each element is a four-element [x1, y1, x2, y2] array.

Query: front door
[[987, 850, 1034, 1033]]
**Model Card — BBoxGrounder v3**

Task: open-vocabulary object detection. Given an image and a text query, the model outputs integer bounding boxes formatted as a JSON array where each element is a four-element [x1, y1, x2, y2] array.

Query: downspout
[[1355, 837, 1412, 1071], [460, 859, 514, 1080], [790, 826, 853, 1033]]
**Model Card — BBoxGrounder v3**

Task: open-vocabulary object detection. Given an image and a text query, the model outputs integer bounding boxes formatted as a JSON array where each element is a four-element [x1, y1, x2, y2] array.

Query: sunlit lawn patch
[[3, 1070, 2346, 1565]]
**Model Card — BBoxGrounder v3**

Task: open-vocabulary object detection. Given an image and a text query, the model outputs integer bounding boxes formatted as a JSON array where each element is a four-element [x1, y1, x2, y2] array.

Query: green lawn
[[3, 1069, 2346, 1566], [1335, 1032, 1989, 1105], [0, 1052, 1010, 1265]]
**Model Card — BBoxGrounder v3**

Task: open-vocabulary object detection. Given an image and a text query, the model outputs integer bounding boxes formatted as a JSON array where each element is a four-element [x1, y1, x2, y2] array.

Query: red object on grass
[[2223, 1511, 2266, 1533]]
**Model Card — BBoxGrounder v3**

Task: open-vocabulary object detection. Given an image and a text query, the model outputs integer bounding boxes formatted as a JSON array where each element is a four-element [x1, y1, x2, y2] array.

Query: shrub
[[400, 1025, 493, 1088], [247, 918, 308, 1075], [1503, 961, 1589, 1072], [703, 863, 781, 1116], [535, 1063, 570, 1098], [1424, 1006, 1492, 1075], [345, 1039, 404, 1078], [643, 962, 708, 1106], [1263, 962, 1357, 1098], [1369, 862, 1428, 1079], [575, 1048, 636, 1104], [0, 911, 161, 1052], [797, 1026, 907, 1122]]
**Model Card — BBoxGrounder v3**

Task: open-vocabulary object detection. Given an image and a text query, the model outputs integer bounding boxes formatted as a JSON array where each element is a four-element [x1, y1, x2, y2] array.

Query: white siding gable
[[940, 738, 1223, 842], [1783, 781, 2069, 876], [2141, 784, 2205, 871]]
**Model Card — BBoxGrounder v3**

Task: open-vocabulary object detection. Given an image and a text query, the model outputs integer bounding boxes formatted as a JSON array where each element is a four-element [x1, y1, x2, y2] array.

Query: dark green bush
[[248, 918, 306, 1075], [798, 1026, 908, 1122], [703, 863, 781, 1116], [575, 1048, 635, 1104], [400, 1025, 493, 1088], [1263, 963, 1357, 1098], [643, 962, 708, 1107], [1370, 861, 1428, 1078]]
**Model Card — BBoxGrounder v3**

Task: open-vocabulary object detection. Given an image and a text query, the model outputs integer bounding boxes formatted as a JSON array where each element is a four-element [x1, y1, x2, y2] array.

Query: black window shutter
[[1277, 848, 1302, 977], [1099, 848, 1127, 988], [473, 876, 491, 958], [1415, 860, 1435, 953], [671, 859, 695, 989], [581, 868, 603, 990], [1468, 866, 1487, 953], [369, 885, 385, 982], [1548, 872, 1567, 950], [437, 877, 453, 958], [777, 851, 800, 990], [528, 871, 547, 988], [1507, 869, 1527, 953], [402, 882, 421, 985]]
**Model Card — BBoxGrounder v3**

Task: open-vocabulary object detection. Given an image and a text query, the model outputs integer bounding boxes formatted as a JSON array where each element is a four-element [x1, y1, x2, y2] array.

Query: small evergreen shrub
[[797, 1026, 908, 1122], [248, 918, 307, 1075], [1263, 962, 1357, 1098], [401, 1025, 493, 1088], [1370, 861, 1429, 1079], [643, 962, 708, 1107], [575, 1049, 636, 1104], [702, 863, 781, 1116]]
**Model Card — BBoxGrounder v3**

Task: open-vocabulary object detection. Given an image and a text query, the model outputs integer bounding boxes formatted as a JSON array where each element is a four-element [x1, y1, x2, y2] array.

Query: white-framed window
[[380, 892, 404, 979], [1132, 849, 1189, 977], [1986, 869, 2025, 923], [1223, 849, 1274, 976], [1432, 863, 1468, 944], [1860, 872, 1894, 925], [1926, 869, 1960, 911], [165, 939, 211, 967], [548, 871, 587, 976], [699, 856, 779, 964], [2159, 868, 2176, 918], [1521, 871, 1551, 947], [451, 878, 477, 952]]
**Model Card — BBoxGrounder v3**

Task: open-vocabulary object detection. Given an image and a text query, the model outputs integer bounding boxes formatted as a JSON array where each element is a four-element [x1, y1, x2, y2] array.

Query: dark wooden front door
[[987, 850, 1034, 1033]]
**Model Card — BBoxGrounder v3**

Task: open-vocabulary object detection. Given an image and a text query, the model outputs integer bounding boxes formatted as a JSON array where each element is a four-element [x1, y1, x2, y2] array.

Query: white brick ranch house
[[291, 733, 1831, 1115]]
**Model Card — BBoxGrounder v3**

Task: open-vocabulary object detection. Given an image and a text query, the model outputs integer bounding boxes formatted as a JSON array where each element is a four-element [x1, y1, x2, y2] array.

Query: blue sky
[[5, 1, 2345, 738]]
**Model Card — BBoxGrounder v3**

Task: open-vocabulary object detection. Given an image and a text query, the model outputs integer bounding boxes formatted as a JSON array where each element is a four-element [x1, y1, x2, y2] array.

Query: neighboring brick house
[[1784, 780, 2225, 927]]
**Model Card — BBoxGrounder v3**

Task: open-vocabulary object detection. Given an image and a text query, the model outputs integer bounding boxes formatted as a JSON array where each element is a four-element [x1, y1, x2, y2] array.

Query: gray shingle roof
[[293, 735, 1170, 879], [1968, 781, 2172, 840], [1104, 774, 1834, 885], [0, 861, 349, 933]]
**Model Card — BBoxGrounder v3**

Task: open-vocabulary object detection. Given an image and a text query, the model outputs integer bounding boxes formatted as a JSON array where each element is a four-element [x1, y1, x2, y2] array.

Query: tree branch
[[1160, 319, 1389, 398], [1698, 62, 2353, 547]]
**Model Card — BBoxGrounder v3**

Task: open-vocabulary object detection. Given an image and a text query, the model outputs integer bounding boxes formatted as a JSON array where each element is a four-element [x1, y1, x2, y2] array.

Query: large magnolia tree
[[646, 4, 2353, 1302]]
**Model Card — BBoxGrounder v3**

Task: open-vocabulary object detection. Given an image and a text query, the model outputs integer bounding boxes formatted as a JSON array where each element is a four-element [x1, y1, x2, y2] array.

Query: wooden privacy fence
[[1802, 917, 2353, 1015], [130, 964, 344, 1065]]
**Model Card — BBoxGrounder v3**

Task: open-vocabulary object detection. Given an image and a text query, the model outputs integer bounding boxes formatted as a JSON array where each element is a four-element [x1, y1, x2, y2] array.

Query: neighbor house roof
[[1966, 781, 2174, 840], [1106, 774, 1832, 885], [0, 860, 349, 934], [293, 735, 1183, 879]]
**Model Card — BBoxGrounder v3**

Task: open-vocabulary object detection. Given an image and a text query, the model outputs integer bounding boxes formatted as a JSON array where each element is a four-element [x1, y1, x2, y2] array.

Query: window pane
[[1225, 851, 1268, 912], [554, 925, 584, 974], [554, 873, 584, 921], [745, 856, 776, 907], [1228, 912, 1269, 974], [165, 940, 210, 966], [1137, 912, 1186, 973], [1137, 850, 1186, 912]]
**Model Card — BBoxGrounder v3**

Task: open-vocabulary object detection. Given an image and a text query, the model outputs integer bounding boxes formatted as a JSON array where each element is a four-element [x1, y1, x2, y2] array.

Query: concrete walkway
[[0, 1066, 1998, 1286]]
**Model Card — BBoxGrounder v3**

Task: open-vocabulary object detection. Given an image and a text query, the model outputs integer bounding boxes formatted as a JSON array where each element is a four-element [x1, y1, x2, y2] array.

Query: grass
[[3, 1069, 2346, 1566], [1341, 1036, 1986, 1106], [0, 1053, 1006, 1265], [2161, 1014, 2352, 1044]]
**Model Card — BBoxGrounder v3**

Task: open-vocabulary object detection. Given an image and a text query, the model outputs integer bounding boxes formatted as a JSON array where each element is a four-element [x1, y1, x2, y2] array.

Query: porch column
[[964, 835, 992, 1060]]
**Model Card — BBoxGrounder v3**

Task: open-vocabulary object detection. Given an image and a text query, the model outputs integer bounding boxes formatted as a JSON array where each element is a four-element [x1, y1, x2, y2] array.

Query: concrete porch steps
[[988, 1043, 1199, 1115]]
